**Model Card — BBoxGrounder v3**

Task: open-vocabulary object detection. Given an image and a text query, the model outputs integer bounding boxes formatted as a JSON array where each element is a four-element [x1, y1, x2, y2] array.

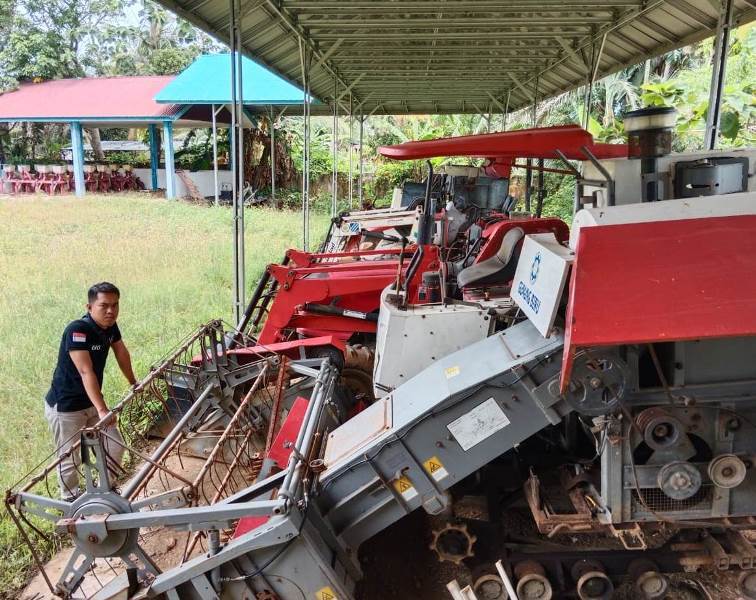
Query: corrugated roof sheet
[[0, 76, 181, 122], [151, 0, 756, 115], [155, 53, 307, 105]]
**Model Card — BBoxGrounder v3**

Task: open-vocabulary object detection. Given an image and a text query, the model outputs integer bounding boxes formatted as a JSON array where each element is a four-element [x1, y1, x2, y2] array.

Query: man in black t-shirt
[[45, 282, 137, 500]]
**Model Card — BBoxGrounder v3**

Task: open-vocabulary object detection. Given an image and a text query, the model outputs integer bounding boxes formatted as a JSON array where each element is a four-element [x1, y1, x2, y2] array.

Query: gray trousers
[[44, 403, 125, 499]]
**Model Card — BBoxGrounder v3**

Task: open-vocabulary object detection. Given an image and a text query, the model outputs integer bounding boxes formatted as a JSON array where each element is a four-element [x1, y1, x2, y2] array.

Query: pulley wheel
[[708, 454, 747, 489], [657, 461, 702, 500], [563, 353, 630, 416]]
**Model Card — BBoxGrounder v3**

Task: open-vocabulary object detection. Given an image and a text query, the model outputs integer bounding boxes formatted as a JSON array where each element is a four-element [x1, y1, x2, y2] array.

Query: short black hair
[[88, 282, 120, 303]]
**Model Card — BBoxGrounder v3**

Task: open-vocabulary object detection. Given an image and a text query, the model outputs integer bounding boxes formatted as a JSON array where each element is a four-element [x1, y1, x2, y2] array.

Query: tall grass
[[0, 193, 326, 592]]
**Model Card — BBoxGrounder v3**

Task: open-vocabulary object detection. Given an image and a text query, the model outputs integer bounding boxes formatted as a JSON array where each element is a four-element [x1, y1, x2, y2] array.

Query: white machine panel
[[511, 233, 574, 337], [373, 288, 491, 397], [582, 147, 755, 208]]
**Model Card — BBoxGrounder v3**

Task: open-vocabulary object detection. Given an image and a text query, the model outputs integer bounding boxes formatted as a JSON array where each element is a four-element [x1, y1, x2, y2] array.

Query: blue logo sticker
[[530, 252, 541, 285]]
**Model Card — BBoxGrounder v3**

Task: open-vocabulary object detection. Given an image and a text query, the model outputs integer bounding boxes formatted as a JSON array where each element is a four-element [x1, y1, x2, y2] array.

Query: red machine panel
[[378, 125, 628, 162], [561, 215, 756, 387]]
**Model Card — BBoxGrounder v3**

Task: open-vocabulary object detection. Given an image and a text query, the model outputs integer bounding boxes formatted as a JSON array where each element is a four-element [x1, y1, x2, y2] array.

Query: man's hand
[[98, 409, 118, 428]]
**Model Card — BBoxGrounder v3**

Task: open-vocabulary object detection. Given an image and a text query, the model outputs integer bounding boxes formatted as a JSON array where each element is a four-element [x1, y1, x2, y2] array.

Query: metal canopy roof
[[0, 77, 182, 126], [153, 0, 755, 116], [155, 53, 308, 105]]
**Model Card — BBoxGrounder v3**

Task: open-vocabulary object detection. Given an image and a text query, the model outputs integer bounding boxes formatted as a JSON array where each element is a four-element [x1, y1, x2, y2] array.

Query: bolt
[[654, 424, 669, 438], [670, 472, 690, 490], [589, 377, 603, 390], [727, 418, 741, 431], [87, 534, 99, 544]]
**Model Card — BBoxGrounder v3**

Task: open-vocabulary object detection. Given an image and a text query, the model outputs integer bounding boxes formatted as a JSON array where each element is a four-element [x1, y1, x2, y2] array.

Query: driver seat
[[456, 227, 525, 288]]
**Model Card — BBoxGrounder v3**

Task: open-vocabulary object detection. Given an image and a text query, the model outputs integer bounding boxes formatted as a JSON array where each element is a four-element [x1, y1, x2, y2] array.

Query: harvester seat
[[456, 226, 524, 288]]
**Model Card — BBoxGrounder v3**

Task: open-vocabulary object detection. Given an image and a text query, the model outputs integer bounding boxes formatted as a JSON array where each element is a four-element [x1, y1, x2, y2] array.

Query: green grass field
[[0, 193, 327, 592]]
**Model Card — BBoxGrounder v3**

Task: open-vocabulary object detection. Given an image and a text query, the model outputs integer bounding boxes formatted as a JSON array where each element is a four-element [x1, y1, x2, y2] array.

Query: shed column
[[705, 0, 734, 150], [148, 124, 159, 191], [70, 121, 85, 197], [162, 121, 176, 199]]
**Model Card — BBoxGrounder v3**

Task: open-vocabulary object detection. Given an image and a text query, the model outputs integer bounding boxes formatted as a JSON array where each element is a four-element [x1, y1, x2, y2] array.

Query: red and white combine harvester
[[8, 110, 756, 600]]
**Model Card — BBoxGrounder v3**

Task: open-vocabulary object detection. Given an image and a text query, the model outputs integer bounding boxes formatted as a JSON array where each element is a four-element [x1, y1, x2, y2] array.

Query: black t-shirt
[[45, 314, 122, 412]]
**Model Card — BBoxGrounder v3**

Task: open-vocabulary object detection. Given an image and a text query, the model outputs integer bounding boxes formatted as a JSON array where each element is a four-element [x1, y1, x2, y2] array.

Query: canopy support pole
[[211, 104, 220, 207], [536, 158, 545, 218], [358, 108, 364, 209], [503, 89, 511, 132], [269, 106, 275, 204], [582, 33, 607, 129], [162, 121, 176, 200], [229, 0, 245, 325], [70, 121, 85, 197], [331, 80, 338, 217], [148, 124, 159, 192], [348, 93, 354, 209], [525, 163, 532, 212], [705, 0, 734, 150], [299, 39, 311, 251]]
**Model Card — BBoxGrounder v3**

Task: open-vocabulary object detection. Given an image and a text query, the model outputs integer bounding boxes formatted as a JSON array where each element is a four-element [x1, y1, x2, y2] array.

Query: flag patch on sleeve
[[72, 332, 87, 343]]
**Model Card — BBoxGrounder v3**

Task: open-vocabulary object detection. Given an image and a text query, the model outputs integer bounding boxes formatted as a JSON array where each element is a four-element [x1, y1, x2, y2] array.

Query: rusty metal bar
[[191, 362, 270, 489]]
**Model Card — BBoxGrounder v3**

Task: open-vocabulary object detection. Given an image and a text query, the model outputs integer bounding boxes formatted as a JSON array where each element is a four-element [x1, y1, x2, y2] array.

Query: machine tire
[[342, 344, 376, 404]]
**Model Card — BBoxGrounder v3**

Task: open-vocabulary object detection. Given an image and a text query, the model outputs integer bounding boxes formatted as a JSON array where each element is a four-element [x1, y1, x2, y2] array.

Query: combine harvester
[[7, 111, 756, 600]]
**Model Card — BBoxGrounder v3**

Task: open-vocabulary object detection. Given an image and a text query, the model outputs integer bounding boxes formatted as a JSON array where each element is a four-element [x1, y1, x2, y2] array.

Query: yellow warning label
[[315, 586, 338, 600], [444, 365, 460, 379], [424, 456, 443, 474], [393, 475, 414, 494], [423, 455, 450, 481]]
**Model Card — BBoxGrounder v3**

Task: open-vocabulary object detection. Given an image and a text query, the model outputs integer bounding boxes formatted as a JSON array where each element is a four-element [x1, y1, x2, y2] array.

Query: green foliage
[[286, 119, 335, 179], [146, 46, 198, 75], [639, 23, 755, 148], [106, 150, 151, 167], [640, 81, 686, 107], [540, 174, 575, 224]]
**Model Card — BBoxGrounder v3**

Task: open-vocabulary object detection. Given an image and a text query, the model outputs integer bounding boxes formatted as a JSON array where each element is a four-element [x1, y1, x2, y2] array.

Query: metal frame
[[152, 0, 755, 116], [705, 0, 736, 150]]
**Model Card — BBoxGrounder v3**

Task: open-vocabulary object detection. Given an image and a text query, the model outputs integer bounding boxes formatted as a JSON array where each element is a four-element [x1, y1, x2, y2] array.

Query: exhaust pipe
[[624, 106, 677, 202]]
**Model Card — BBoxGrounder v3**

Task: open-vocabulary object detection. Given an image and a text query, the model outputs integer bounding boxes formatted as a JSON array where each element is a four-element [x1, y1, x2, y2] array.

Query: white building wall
[[133, 168, 234, 198]]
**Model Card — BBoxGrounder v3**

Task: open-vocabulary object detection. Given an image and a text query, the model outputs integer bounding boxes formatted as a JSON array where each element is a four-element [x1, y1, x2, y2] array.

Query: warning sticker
[[447, 397, 511, 451], [444, 365, 460, 379], [315, 586, 338, 600], [423, 456, 449, 481], [392, 475, 418, 501]]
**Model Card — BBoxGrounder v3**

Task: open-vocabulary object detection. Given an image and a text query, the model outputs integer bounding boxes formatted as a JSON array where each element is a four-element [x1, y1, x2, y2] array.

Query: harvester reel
[[429, 522, 477, 564], [563, 352, 630, 416]]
